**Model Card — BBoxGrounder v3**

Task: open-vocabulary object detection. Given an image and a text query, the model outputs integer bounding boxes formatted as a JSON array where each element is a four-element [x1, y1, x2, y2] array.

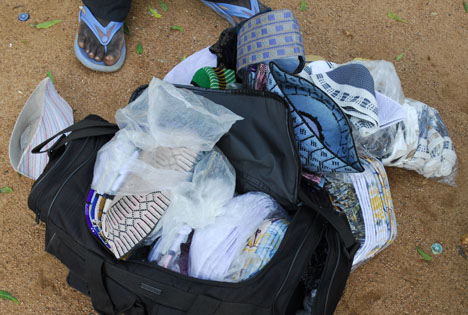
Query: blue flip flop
[[200, 0, 261, 26], [74, 6, 126, 72]]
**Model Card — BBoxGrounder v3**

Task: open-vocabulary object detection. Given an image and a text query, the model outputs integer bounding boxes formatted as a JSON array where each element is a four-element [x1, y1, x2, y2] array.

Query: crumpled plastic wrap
[[352, 60, 405, 104], [91, 77, 243, 195]]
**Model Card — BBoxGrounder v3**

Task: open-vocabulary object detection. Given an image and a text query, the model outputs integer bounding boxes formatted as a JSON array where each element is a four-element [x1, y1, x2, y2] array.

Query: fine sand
[[0, 0, 467, 314]]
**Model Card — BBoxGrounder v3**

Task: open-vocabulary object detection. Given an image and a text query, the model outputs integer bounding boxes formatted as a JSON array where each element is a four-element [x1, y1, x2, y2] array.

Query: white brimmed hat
[[9, 78, 74, 179]]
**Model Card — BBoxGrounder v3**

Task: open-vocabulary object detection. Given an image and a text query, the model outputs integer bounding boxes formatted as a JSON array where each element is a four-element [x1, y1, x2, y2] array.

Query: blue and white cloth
[[301, 62, 379, 137], [266, 62, 363, 174], [237, 9, 305, 73]]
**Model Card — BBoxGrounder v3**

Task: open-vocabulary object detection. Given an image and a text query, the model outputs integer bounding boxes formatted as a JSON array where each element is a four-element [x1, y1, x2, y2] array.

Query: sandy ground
[[0, 0, 467, 314]]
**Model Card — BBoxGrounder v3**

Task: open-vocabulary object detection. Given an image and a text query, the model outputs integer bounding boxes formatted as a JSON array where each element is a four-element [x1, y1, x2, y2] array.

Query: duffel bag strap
[[86, 251, 116, 315], [55, 227, 271, 315], [31, 114, 118, 154], [299, 189, 359, 255]]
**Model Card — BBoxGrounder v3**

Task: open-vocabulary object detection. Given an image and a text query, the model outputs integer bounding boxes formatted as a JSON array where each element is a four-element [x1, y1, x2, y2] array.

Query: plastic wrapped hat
[[9, 78, 74, 179]]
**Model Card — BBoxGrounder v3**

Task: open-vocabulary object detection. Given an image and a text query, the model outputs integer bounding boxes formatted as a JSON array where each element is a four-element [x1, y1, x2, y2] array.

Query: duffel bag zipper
[[30, 143, 73, 223], [131, 85, 303, 203], [323, 233, 341, 314], [273, 227, 313, 315], [46, 139, 97, 223], [178, 86, 303, 204]]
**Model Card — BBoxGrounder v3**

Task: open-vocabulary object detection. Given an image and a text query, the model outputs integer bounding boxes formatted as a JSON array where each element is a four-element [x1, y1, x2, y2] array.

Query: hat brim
[[9, 78, 73, 179]]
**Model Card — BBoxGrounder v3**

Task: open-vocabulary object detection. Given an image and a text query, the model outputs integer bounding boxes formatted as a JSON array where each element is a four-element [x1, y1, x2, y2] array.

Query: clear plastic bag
[[91, 78, 243, 195], [348, 61, 457, 185], [188, 192, 285, 281], [355, 98, 457, 185], [382, 99, 457, 185], [351, 59, 405, 104], [147, 224, 193, 273], [147, 148, 237, 260]]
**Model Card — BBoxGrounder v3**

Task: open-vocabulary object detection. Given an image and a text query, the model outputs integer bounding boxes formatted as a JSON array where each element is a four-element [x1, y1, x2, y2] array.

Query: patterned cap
[[237, 10, 304, 72]]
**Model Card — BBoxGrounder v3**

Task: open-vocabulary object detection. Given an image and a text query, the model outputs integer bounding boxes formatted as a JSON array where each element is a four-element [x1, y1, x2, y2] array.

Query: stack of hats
[[9, 78, 74, 179]]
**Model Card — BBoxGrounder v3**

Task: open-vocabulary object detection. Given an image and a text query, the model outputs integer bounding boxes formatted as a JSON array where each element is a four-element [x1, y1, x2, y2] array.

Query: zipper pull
[[35, 212, 40, 224]]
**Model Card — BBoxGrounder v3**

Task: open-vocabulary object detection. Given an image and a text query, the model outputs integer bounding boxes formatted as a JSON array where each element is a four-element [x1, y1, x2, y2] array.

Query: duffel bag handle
[[31, 115, 119, 154], [187, 295, 221, 315], [105, 263, 221, 314]]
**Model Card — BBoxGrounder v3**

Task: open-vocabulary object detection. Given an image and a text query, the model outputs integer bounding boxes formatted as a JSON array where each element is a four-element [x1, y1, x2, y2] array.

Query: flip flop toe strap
[[208, 1, 260, 18], [79, 6, 123, 48]]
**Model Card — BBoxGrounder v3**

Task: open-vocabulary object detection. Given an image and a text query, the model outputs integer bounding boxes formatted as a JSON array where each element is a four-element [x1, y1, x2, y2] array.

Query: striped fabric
[[310, 64, 379, 137], [102, 191, 171, 260], [85, 189, 172, 260], [9, 78, 74, 179], [88, 145, 201, 259], [191, 67, 236, 89]]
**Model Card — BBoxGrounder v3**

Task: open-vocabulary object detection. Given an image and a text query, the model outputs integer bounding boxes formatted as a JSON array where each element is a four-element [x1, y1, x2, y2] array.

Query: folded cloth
[[309, 64, 379, 137], [163, 47, 217, 85], [320, 157, 397, 270], [85, 189, 109, 248], [9, 78, 74, 179], [254, 63, 269, 90], [189, 192, 285, 281], [323, 178, 365, 247], [299, 60, 407, 132], [224, 217, 290, 281]]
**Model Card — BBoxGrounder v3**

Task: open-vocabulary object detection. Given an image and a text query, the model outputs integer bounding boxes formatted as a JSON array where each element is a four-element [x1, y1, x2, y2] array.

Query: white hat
[[9, 78, 74, 179]]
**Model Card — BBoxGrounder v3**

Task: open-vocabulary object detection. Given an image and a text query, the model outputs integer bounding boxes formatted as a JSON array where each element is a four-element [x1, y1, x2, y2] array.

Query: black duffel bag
[[28, 87, 359, 315]]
